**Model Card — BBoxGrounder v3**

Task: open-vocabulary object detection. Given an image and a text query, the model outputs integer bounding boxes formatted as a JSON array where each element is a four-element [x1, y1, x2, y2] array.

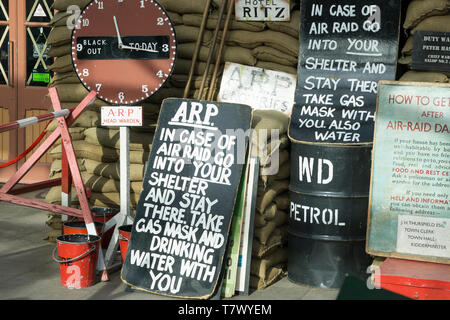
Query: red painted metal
[[118, 225, 132, 263], [54, 234, 101, 288], [0, 90, 96, 194], [49, 87, 94, 225], [0, 192, 84, 218], [376, 258, 450, 300], [77, 209, 119, 249], [8, 178, 62, 195], [0, 109, 71, 134], [63, 221, 104, 237], [0, 88, 96, 221], [0, 88, 113, 280]]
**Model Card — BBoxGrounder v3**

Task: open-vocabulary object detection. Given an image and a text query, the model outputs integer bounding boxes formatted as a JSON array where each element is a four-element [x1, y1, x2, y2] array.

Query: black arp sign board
[[412, 31, 450, 73], [289, 0, 401, 144], [121, 98, 252, 299]]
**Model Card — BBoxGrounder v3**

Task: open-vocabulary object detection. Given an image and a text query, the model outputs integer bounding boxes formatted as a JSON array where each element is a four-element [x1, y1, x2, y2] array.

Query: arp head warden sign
[[121, 98, 252, 299]]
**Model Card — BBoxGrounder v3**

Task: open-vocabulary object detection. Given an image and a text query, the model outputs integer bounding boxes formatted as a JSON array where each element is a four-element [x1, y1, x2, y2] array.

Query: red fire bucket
[[63, 221, 103, 237], [118, 225, 132, 263], [77, 207, 119, 249], [53, 234, 101, 288]]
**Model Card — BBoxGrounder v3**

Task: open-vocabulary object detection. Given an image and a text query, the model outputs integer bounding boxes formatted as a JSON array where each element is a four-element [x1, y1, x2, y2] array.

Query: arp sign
[[101, 106, 143, 126]]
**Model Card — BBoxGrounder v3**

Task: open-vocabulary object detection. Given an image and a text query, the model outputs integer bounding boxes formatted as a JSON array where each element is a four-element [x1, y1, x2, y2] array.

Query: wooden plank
[[0, 192, 83, 217], [0, 107, 9, 160], [9, 178, 61, 195]]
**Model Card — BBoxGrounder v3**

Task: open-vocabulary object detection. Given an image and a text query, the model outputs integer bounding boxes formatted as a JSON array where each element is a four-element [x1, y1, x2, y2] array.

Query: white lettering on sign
[[290, 202, 346, 226], [101, 106, 143, 126], [169, 101, 219, 129], [235, 0, 290, 21], [218, 62, 296, 115], [298, 156, 334, 185], [289, 1, 401, 143]]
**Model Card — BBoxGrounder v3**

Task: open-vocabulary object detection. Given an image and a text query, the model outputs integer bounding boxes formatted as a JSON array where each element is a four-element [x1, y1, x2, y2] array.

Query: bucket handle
[[52, 246, 96, 264]]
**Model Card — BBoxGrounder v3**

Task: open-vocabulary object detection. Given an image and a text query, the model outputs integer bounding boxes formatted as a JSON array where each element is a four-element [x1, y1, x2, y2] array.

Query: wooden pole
[[198, 0, 228, 100], [208, 0, 235, 101]]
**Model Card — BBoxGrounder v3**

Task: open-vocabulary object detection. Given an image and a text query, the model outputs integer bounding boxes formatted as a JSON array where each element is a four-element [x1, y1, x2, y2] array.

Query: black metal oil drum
[[290, 141, 372, 196], [288, 141, 372, 288]]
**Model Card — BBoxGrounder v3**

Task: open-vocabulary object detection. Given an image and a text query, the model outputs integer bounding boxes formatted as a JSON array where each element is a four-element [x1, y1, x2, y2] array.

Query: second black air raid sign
[[289, 0, 401, 144], [121, 99, 252, 299]]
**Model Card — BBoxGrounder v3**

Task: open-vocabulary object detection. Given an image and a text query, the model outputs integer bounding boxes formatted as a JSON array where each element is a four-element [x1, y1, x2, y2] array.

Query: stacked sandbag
[[43, 0, 189, 241], [44, 0, 301, 247], [398, 0, 450, 82], [249, 110, 290, 290], [178, 0, 300, 81]]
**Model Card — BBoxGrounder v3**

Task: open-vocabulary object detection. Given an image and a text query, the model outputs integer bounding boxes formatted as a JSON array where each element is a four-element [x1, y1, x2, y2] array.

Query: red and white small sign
[[101, 106, 143, 126]]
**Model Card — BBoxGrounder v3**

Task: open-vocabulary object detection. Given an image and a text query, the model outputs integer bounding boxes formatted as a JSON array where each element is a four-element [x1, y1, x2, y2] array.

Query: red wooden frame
[[0, 87, 109, 281], [0, 88, 96, 219]]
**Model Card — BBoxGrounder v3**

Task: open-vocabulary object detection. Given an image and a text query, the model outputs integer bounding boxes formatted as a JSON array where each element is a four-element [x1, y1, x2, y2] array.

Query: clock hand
[[120, 44, 159, 53], [113, 16, 123, 48]]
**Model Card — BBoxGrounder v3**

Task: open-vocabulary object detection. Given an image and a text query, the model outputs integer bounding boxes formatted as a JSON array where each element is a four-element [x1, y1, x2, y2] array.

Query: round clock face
[[71, 0, 177, 105]]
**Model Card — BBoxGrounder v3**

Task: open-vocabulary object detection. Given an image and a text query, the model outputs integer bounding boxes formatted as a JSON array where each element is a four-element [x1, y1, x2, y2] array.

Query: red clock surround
[[71, 0, 177, 105]]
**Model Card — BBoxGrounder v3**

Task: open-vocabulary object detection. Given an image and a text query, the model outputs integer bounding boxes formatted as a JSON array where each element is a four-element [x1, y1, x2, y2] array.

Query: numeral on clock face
[[72, 0, 177, 105]]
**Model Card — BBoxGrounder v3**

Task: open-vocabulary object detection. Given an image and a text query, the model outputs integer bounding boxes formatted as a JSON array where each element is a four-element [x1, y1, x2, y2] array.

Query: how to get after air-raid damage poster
[[368, 81, 450, 265]]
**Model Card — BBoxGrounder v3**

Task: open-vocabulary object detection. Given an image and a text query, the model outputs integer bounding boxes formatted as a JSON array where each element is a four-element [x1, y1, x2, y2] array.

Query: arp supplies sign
[[367, 81, 450, 264], [121, 98, 252, 299], [218, 62, 296, 115], [289, 0, 400, 144], [235, 0, 290, 22]]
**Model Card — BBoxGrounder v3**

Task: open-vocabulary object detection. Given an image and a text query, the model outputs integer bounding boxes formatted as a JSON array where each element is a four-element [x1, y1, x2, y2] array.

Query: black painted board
[[411, 31, 450, 73], [121, 98, 252, 299], [289, 0, 401, 144]]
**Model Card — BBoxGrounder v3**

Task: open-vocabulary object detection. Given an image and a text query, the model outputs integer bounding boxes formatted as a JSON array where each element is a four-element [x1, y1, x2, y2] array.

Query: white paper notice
[[397, 215, 450, 258], [218, 62, 296, 115]]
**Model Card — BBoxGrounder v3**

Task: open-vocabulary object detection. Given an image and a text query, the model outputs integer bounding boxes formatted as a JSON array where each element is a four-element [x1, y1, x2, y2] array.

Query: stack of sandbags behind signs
[[159, 0, 300, 102], [174, 0, 300, 81], [43, 0, 156, 241], [249, 110, 290, 290], [398, 0, 450, 82]]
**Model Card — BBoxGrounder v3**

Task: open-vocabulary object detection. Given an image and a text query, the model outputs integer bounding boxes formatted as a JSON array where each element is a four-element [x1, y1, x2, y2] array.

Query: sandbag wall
[[44, 0, 299, 291], [43, 0, 156, 241], [249, 110, 290, 290], [398, 0, 450, 82]]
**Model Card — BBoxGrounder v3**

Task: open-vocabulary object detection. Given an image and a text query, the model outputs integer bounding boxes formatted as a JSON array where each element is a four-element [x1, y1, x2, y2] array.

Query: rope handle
[[52, 245, 96, 264], [0, 120, 51, 169]]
